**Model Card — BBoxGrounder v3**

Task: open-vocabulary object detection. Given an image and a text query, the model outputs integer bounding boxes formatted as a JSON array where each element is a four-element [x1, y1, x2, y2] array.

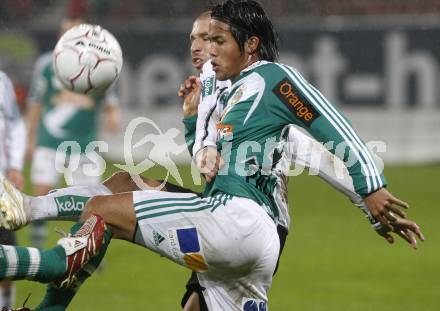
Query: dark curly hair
[[210, 0, 279, 62]]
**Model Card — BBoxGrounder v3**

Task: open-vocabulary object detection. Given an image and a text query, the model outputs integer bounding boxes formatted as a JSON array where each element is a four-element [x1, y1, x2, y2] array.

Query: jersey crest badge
[[229, 85, 245, 106]]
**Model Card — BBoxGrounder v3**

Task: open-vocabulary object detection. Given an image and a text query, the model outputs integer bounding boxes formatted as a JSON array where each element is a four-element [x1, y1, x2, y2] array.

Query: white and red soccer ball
[[53, 24, 123, 94]]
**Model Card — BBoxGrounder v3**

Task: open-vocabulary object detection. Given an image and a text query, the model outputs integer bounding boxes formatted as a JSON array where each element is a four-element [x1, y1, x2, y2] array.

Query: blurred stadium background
[[0, 0, 439, 310]]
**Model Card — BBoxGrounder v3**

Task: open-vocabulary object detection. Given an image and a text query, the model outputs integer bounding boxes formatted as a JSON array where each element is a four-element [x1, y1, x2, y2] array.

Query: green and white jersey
[[192, 60, 231, 156], [27, 52, 119, 152], [0, 71, 26, 172], [204, 61, 386, 220]]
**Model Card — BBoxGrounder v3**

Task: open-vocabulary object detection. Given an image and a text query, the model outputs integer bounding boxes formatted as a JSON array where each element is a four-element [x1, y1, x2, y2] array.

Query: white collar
[[241, 60, 270, 73]]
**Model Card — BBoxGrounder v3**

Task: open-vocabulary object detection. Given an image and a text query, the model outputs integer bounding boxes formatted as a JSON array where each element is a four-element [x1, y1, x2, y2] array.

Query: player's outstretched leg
[[34, 244, 109, 311], [34, 173, 188, 311], [0, 173, 112, 231], [80, 193, 137, 241], [0, 214, 106, 285], [0, 171, 163, 231], [31, 193, 133, 310], [34, 220, 112, 311], [53, 214, 108, 288]]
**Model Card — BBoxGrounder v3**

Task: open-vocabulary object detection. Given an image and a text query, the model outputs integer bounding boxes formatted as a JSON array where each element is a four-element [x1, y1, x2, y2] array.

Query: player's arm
[[178, 74, 223, 182], [182, 114, 197, 156], [273, 65, 408, 228], [25, 102, 42, 161], [285, 111, 424, 247], [191, 61, 227, 181], [287, 126, 362, 200], [286, 126, 382, 224], [179, 75, 200, 156], [25, 55, 48, 160], [2, 73, 26, 190], [102, 83, 121, 133], [192, 61, 220, 156]]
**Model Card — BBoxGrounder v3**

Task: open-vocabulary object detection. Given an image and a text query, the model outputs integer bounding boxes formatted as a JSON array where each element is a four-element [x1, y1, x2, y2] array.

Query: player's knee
[[183, 292, 200, 311], [110, 170, 131, 183], [82, 195, 108, 220], [104, 171, 133, 193]]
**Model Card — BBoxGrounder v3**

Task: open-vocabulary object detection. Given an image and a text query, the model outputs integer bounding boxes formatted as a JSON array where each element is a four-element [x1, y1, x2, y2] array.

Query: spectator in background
[[0, 71, 26, 309], [25, 17, 120, 248]]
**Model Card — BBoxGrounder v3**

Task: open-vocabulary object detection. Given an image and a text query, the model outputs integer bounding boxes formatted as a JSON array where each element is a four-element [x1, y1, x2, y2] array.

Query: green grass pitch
[[14, 163, 440, 310]]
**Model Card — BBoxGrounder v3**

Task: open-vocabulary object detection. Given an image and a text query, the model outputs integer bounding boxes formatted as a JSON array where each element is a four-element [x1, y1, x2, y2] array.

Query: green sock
[[0, 245, 66, 283], [34, 284, 77, 311], [35, 223, 112, 311]]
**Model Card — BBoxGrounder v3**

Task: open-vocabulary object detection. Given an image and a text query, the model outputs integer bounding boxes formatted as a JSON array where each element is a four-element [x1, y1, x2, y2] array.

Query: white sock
[[24, 184, 112, 222], [0, 282, 15, 308]]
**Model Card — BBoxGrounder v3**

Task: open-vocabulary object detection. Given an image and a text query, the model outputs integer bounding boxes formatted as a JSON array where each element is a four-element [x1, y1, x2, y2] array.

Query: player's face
[[209, 20, 249, 81], [190, 17, 211, 71]]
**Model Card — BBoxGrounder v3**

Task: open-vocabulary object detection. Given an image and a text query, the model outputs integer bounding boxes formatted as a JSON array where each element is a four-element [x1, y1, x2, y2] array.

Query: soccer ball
[[53, 24, 123, 94]]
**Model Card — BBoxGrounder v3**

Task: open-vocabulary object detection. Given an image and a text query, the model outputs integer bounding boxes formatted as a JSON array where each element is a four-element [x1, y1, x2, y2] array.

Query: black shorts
[[180, 224, 289, 310], [161, 181, 200, 196], [0, 228, 16, 245]]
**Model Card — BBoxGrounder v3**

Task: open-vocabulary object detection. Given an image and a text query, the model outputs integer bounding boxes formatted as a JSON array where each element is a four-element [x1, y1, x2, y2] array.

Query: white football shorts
[[133, 190, 279, 310], [31, 146, 102, 186]]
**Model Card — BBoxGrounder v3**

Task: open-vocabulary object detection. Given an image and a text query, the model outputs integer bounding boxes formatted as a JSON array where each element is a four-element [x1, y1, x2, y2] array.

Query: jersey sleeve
[[272, 64, 386, 198], [0, 73, 26, 171], [27, 54, 51, 105], [285, 125, 380, 227], [192, 61, 221, 158], [286, 126, 360, 201], [182, 114, 197, 156]]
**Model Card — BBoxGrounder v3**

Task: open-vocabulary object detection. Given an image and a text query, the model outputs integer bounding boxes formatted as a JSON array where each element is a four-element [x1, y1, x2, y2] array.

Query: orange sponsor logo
[[217, 124, 234, 140], [273, 78, 321, 127], [183, 253, 208, 272]]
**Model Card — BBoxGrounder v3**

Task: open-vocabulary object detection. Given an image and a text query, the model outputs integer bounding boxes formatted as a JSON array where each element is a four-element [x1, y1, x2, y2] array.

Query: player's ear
[[245, 36, 260, 55]]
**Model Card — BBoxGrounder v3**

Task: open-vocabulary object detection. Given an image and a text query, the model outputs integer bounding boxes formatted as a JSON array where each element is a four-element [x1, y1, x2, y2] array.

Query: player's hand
[[364, 188, 408, 230], [178, 75, 201, 117], [376, 217, 425, 249], [195, 147, 224, 183], [6, 169, 24, 191]]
